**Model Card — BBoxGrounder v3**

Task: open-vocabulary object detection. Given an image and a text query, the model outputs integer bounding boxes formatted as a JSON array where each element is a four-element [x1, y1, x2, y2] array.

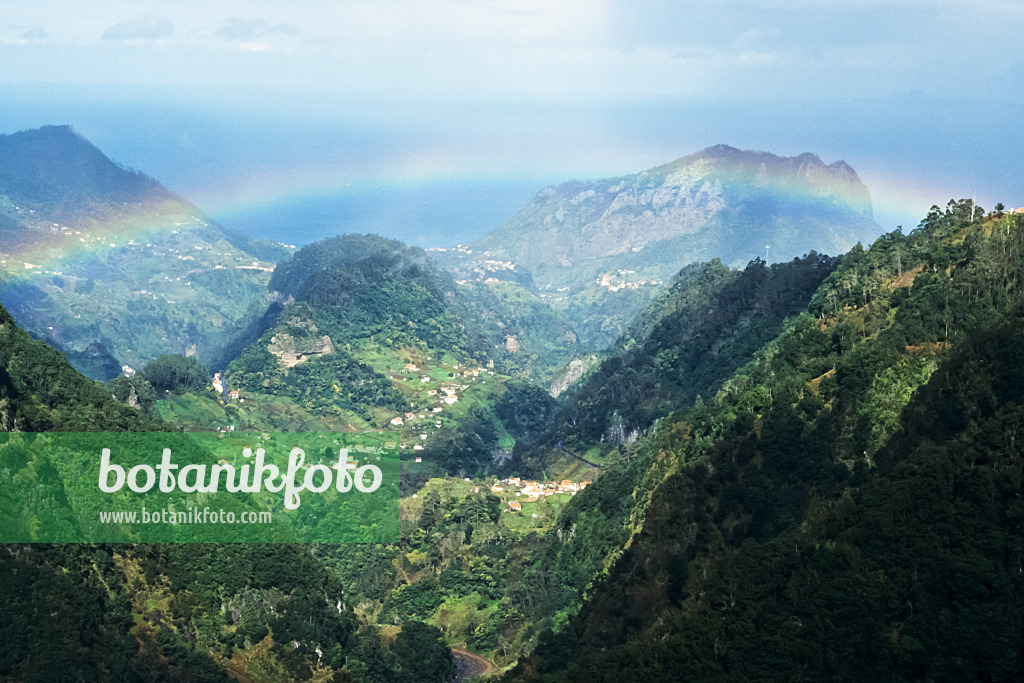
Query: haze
[[2, 0, 1022, 247]]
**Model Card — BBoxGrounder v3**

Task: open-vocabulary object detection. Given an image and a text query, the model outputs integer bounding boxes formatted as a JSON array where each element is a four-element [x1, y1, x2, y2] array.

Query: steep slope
[[474, 145, 873, 272], [0, 125, 290, 380], [0, 301, 158, 432], [436, 145, 881, 348], [551, 251, 836, 449], [0, 300, 456, 682], [503, 201, 1024, 680], [457, 279, 582, 381]]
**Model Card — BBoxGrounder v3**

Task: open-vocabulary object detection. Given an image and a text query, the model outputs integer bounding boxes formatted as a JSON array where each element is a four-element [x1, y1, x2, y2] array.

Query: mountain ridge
[[434, 144, 881, 348], [469, 144, 876, 267]]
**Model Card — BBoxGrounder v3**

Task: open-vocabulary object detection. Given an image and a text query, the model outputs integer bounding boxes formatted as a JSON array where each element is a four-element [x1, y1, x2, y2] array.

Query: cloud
[[214, 17, 299, 40], [239, 42, 271, 53], [101, 18, 173, 43], [20, 25, 48, 41], [0, 23, 48, 45]]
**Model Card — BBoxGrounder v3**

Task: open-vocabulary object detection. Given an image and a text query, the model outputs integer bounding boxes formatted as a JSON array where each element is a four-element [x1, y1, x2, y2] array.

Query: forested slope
[[506, 202, 1024, 681], [553, 252, 837, 447]]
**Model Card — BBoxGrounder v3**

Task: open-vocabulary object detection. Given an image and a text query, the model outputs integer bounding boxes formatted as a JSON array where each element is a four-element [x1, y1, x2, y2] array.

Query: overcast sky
[[2, 0, 1022, 245]]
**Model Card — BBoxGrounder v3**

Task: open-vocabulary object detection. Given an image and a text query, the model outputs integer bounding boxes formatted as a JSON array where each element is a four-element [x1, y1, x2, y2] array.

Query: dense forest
[[551, 252, 836, 447]]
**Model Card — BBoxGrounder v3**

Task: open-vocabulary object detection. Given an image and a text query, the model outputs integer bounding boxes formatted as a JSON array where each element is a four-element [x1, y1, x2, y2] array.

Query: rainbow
[[0, 197, 268, 281], [0, 153, 985, 281]]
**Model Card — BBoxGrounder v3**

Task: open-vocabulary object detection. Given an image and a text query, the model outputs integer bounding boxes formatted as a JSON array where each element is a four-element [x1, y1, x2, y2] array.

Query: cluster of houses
[[491, 477, 592, 512], [389, 361, 497, 461], [596, 271, 664, 293]]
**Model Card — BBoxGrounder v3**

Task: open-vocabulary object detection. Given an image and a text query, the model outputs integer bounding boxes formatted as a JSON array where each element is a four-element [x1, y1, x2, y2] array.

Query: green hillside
[[551, 252, 837, 450], [505, 202, 1024, 681], [214, 235, 555, 483]]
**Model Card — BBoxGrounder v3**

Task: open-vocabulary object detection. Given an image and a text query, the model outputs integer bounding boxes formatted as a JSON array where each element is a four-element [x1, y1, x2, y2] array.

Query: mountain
[[8, 122, 1024, 680], [0, 125, 291, 380], [434, 145, 881, 348], [503, 201, 1024, 680], [214, 234, 559, 476]]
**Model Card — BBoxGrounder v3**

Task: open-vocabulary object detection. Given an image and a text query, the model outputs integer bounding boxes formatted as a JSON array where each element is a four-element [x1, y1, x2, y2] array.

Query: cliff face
[[548, 352, 600, 398], [468, 145, 878, 278], [266, 315, 334, 368]]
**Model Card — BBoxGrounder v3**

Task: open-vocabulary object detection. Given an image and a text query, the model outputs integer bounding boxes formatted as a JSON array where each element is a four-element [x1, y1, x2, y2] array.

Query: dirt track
[[451, 646, 496, 681]]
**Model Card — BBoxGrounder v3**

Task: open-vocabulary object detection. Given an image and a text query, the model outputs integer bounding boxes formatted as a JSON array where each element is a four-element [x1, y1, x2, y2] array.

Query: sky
[[2, 0, 1023, 247]]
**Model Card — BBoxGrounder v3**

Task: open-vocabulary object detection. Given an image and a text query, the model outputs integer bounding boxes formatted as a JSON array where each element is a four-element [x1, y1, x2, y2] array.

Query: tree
[[142, 354, 210, 395], [388, 622, 455, 683], [108, 374, 158, 414]]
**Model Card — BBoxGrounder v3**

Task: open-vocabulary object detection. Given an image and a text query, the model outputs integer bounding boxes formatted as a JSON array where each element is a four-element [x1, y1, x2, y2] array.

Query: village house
[[413, 444, 424, 450], [508, 501, 522, 512], [228, 390, 240, 401], [443, 395, 458, 405], [522, 484, 546, 498], [390, 416, 404, 426], [415, 456, 422, 463]]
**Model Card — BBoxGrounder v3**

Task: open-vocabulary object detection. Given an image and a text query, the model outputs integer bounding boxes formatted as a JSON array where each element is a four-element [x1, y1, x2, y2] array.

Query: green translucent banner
[[0, 432, 399, 543]]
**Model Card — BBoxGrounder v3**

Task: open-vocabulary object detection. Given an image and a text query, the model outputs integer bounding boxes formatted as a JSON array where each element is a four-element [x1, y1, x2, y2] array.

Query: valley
[[2, 127, 1024, 682]]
